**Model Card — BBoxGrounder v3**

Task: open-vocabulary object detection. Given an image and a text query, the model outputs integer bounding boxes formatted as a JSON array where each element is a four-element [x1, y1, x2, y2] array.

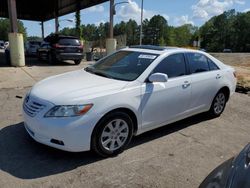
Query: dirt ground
[[0, 51, 250, 188], [0, 88, 249, 188]]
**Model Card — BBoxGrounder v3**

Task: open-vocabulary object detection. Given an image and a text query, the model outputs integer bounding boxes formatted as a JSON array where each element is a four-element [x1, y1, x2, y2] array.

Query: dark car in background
[[26, 41, 42, 56], [199, 143, 250, 188], [37, 34, 83, 65], [223, 49, 232, 53]]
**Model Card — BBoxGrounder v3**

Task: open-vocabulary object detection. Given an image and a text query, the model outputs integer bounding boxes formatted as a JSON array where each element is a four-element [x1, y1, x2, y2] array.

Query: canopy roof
[[0, 0, 109, 21]]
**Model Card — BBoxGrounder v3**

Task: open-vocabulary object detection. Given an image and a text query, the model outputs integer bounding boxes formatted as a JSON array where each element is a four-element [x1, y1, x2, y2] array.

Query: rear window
[[59, 38, 80, 46], [29, 41, 41, 46], [187, 53, 210, 74]]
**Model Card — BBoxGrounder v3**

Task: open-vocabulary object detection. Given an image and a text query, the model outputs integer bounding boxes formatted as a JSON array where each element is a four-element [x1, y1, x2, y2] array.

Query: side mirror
[[148, 73, 168, 83]]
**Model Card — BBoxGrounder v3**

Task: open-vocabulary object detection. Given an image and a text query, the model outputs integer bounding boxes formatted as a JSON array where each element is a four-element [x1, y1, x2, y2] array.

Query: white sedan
[[23, 45, 237, 157]]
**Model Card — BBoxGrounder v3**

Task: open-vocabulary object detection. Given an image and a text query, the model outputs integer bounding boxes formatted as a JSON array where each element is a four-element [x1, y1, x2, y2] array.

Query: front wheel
[[209, 91, 227, 117], [91, 111, 134, 157]]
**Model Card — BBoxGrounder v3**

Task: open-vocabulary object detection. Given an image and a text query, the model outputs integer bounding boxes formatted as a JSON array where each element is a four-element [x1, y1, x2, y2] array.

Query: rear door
[[186, 52, 222, 112]]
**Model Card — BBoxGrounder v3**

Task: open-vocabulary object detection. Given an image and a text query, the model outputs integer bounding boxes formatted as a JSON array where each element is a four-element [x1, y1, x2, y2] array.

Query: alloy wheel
[[100, 119, 129, 151], [213, 93, 226, 115]]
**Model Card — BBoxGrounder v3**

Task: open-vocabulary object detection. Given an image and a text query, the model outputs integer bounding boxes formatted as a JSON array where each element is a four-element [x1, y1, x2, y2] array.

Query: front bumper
[[22, 96, 99, 152]]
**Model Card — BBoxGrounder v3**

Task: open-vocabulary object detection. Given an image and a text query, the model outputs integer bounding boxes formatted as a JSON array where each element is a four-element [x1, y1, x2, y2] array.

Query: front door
[[141, 53, 191, 129]]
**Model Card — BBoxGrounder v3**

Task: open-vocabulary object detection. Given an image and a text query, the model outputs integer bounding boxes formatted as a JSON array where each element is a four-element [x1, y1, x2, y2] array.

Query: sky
[[22, 0, 250, 37]]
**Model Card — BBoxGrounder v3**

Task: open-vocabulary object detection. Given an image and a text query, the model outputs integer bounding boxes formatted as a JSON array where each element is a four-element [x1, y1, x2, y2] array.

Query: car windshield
[[85, 51, 158, 81]]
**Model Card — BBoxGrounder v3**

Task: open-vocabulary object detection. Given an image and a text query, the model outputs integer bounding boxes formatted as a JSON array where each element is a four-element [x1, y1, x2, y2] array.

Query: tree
[[27, 36, 42, 41], [60, 27, 76, 36], [75, 9, 82, 39], [0, 18, 27, 41], [173, 24, 195, 47], [143, 15, 168, 45], [198, 9, 250, 52], [126, 19, 138, 45]]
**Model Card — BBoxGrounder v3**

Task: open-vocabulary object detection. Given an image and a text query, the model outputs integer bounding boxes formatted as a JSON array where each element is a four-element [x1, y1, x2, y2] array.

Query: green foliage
[[143, 15, 168, 45], [59, 15, 194, 47], [75, 9, 81, 39], [27, 36, 42, 41], [173, 24, 196, 47], [0, 18, 27, 41], [199, 9, 250, 52], [58, 9, 250, 52]]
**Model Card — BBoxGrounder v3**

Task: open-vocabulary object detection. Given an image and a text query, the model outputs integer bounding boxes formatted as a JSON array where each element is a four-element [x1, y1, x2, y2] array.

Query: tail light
[[53, 43, 62, 48], [78, 45, 83, 49]]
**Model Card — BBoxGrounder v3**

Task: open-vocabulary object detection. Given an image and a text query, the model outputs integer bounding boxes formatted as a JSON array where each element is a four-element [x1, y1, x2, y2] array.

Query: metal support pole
[[55, 17, 59, 33], [139, 0, 144, 45], [7, 0, 18, 33], [41, 21, 44, 39], [109, 0, 114, 38]]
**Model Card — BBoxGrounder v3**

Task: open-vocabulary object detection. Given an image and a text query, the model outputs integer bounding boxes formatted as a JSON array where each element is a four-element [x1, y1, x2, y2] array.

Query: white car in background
[[4, 41, 9, 49], [23, 45, 237, 157], [0, 40, 4, 49]]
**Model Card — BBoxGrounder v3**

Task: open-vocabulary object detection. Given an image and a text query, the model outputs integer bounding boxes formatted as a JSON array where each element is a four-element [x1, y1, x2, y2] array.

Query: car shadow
[[0, 113, 213, 179], [0, 52, 82, 67], [25, 57, 78, 67]]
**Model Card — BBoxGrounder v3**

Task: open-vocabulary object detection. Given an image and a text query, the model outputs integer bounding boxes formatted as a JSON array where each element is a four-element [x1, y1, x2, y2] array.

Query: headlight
[[44, 104, 93, 117]]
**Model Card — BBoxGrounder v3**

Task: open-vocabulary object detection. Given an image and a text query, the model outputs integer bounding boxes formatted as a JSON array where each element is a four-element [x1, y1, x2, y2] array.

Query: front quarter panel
[[89, 81, 142, 131]]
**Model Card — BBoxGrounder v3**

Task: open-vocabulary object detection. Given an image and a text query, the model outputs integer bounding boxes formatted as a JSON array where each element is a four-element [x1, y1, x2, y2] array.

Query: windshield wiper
[[94, 71, 114, 79], [85, 67, 113, 79]]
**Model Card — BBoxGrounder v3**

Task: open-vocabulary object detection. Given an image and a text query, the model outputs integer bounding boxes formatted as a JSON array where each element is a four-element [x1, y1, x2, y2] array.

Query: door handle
[[182, 81, 191, 88], [216, 74, 221, 79]]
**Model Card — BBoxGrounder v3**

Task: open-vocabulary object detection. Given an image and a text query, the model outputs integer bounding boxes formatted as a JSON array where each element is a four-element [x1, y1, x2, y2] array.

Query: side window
[[208, 58, 220, 71], [187, 53, 209, 74], [153, 53, 186, 78]]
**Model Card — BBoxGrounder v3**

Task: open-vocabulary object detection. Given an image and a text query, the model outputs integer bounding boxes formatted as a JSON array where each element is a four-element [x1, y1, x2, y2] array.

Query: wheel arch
[[91, 107, 139, 143], [218, 86, 230, 102]]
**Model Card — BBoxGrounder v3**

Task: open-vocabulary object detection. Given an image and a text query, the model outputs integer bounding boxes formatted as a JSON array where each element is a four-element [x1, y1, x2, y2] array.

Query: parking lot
[[0, 54, 249, 188]]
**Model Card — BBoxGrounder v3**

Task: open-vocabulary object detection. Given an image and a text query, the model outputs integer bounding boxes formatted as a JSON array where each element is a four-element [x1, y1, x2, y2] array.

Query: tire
[[37, 52, 42, 61], [74, 59, 82, 65], [48, 53, 57, 64], [208, 91, 227, 117], [91, 111, 134, 157]]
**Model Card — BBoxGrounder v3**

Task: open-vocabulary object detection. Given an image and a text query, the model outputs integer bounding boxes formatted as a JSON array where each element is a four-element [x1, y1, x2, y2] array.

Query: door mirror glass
[[148, 73, 168, 83]]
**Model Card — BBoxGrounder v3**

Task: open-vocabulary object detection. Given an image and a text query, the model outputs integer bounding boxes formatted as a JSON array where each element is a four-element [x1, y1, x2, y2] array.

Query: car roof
[[129, 45, 178, 51], [123, 45, 201, 55], [44, 34, 79, 43]]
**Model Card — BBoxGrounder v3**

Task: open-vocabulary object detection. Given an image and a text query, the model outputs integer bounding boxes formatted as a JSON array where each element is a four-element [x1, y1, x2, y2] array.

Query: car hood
[[30, 69, 129, 104], [199, 143, 250, 188]]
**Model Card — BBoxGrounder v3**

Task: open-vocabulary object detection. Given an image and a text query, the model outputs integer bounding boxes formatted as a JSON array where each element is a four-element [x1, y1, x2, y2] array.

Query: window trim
[[185, 52, 216, 75], [207, 58, 220, 71], [145, 53, 189, 82]]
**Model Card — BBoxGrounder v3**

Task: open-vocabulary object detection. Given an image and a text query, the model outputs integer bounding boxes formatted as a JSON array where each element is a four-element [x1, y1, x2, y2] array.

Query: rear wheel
[[37, 52, 42, 61], [74, 59, 82, 65], [48, 53, 57, 64], [209, 91, 227, 117], [92, 111, 133, 157]]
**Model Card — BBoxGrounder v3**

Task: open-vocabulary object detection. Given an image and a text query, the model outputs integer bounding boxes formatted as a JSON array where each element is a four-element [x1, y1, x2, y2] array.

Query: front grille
[[23, 96, 45, 117]]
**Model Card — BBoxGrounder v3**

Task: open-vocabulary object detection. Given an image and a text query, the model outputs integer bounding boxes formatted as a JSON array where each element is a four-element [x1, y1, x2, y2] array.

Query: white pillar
[[106, 38, 117, 55], [8, 33, 25, 67]]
